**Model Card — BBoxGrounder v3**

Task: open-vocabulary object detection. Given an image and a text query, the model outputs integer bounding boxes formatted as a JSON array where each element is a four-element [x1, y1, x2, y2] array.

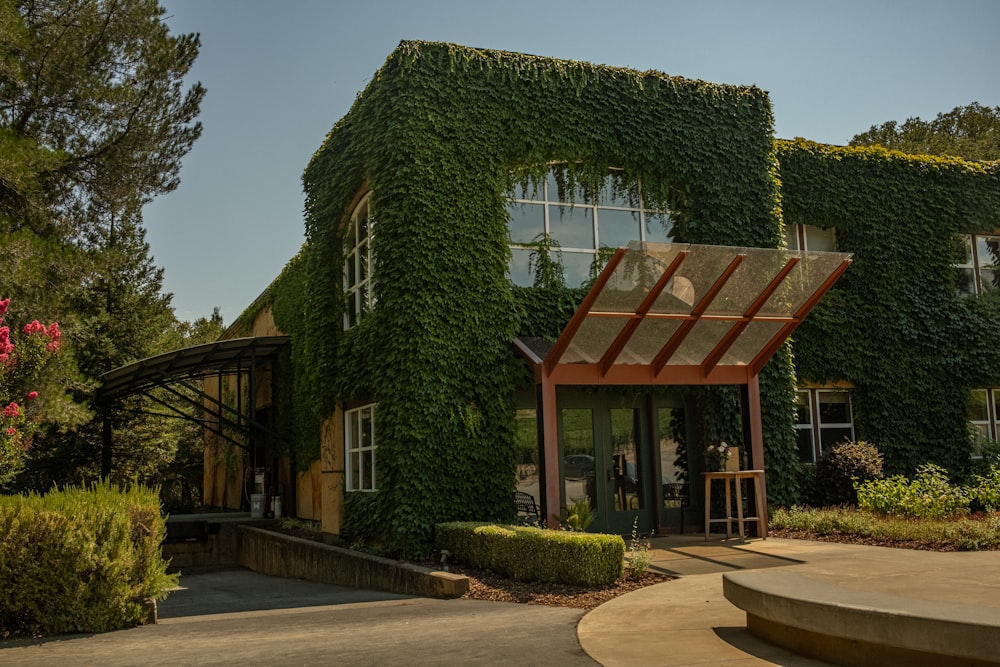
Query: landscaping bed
[[262, 520, 671, 609]]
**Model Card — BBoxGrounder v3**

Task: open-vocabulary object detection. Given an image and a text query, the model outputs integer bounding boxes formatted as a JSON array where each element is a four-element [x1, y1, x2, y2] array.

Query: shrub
[[559, 498, 595, 532], [0, 482, 176, 637], [855, 464, 969, 519], [813, 440, 884, 506], [968, 466, 1000, 512], [771, 505, 1000, 550], [435, 521, 624, 586]]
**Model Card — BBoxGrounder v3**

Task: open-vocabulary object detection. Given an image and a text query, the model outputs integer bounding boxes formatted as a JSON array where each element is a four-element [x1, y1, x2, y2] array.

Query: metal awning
[[97, 336, 290, 402], [516, 242, 852, 386], [96, 336, 290, 477]]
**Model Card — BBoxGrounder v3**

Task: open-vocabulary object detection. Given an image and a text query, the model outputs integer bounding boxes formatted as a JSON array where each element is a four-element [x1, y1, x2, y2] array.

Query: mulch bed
[[435, 564, 671, 609]]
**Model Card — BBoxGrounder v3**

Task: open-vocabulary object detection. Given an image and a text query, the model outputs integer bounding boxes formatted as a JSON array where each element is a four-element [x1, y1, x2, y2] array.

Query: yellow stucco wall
[[200, 305, 344, 534]]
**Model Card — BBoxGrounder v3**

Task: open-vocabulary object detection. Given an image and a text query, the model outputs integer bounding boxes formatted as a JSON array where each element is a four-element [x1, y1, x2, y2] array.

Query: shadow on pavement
[[158, 567, 416, 618]]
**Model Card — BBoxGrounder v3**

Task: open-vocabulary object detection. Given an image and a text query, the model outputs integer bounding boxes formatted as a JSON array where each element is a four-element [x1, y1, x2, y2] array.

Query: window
[[344, 194, 374, 329], [785, 224, 837, 252], [507, 166, 672, 287], [795, 389, 855, 462], [955, 234, 1000, 297], [969, 388, 999, 443], [794, 391, 815, 462], [345, 404, 376, 491]]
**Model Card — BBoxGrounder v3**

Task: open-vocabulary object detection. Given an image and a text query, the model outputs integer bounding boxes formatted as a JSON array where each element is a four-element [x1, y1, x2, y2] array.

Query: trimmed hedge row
[[0, 482, 176, 637], [435, 521, 624, 586]]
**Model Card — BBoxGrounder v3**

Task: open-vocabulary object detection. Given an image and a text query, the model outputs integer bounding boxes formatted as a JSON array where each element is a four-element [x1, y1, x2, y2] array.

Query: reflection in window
[[795, 389, 855, 462], [514, 407, 539, 496], [344, 194, 374, 329], [657, 407, 687, 510], [345, 404, 376, 491], [610, 408, 643, 511], [794, 391, 816, 463], [561, 408, 596, 511], [955, 234, 1000, 297], [507, 166, 672, 288]]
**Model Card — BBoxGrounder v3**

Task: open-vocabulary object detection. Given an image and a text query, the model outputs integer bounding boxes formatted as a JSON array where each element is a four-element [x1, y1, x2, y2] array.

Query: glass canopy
[[517, 242, 852, 385]]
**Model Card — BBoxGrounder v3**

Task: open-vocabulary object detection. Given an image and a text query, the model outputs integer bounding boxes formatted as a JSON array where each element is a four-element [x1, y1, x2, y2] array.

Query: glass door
[[557, 392, 652, 535], [656, 405, 691, 533], [605, 404, 650, 534]]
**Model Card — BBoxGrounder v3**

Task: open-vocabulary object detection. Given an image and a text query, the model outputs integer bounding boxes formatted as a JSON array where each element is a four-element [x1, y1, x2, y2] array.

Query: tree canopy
[[0, 0, 211, 494], [0, 0, 204, 236], [850, 102, 1000, 162]]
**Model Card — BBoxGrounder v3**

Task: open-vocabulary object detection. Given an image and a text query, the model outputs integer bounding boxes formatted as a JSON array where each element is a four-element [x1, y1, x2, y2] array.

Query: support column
[[746, 373, 768, 534], [540, 372, 561, 528]]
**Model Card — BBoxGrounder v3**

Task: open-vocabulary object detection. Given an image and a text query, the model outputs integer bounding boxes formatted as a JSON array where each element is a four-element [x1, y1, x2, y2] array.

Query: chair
[[514, 491, 540, 525], [663, 482, 689, 533]]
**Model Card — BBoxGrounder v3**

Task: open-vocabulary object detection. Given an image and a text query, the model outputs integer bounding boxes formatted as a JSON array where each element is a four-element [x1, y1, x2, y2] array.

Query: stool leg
[[735, 477, 745, 540], [754, 474, 767, 539], [724, 478, 732, 539], [704, 476, 711, 540]]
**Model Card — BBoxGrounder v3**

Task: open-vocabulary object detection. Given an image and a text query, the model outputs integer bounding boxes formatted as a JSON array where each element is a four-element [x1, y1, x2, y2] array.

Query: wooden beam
[[540, 371, 561, 529], [652, 254, 746, 374], [700, 257, 800, 376], [544, 247, 628, 375], [748, 258, 853, 376], [598, 251, 689, 375]]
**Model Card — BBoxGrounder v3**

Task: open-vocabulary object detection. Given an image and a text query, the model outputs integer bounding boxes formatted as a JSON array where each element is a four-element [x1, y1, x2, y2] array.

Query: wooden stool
[[703, 470, 767, 540]]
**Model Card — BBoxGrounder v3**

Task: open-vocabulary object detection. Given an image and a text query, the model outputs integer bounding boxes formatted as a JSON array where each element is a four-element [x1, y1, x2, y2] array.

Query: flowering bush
[[705, 441, 731, 471], [0, 297, 60, 484]]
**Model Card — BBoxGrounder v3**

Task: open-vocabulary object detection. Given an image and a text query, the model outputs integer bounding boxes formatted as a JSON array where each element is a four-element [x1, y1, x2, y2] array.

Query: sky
[[147, 0, 1000, 324]]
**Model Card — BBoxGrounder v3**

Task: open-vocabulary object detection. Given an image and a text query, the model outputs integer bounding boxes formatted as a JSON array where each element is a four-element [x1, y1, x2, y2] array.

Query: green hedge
[[0, 482, 176, 637], [435, 521, 624, 586]]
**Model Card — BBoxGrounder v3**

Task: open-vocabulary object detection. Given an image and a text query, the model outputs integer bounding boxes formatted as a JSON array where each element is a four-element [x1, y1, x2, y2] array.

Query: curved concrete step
[[723, 569, 1000, 666]]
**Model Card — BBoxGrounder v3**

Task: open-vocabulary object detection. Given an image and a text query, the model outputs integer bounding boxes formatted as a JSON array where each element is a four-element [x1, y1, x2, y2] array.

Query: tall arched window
[[344, 194, 374, 329]]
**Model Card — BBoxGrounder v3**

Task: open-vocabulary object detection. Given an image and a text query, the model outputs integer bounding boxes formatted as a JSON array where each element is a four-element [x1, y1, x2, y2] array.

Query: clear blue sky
[[147, 0, 1000, 324]]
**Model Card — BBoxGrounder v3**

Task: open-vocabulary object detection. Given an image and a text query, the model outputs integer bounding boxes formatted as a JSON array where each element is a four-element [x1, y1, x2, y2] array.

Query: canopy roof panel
[[97, 336, 290, 402], [516, 242, 851, 385]]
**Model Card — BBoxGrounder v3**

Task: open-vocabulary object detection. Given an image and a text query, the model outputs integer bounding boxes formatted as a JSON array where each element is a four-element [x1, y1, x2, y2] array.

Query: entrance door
[[558, 393, 652, 535]]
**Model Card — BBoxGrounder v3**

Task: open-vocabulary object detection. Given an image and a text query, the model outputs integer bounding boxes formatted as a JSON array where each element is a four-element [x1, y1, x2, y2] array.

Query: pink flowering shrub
[[0, 297, 60, 484]]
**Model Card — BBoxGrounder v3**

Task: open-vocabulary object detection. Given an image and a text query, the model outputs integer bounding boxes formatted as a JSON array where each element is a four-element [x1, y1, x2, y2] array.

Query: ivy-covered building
[[204, 41, 1000, 552]]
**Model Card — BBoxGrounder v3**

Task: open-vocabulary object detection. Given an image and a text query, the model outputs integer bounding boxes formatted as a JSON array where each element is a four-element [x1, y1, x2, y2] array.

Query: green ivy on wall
[[779, 139, 1000, 476], [242, 41, 809, 553]]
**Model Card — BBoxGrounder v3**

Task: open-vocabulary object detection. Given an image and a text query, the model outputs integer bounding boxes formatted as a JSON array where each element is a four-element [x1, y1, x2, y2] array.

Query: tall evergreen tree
[[0, 0, 208, 489], [0, 0, 204, 235]]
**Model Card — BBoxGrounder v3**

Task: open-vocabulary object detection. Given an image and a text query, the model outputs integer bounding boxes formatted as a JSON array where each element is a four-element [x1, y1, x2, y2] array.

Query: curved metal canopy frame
[[96, 336, 291, 477]]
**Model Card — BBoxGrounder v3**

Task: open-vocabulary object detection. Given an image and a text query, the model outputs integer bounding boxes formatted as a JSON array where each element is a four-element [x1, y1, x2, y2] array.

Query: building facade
[[205, 42, 1000, 551]]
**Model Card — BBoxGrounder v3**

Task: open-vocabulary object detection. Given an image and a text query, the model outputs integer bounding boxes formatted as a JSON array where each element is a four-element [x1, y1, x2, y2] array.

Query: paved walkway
[[580, 535, 1000, 666], [4, 535, 1000, 666]]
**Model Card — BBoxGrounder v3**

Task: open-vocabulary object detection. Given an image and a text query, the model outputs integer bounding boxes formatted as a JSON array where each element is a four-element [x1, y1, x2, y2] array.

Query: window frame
[[344, 193, 374, 329], [795, 388, 856, 463], [345, 403, 377, 492], [969, 388, 998, 445], [955, 233, 1000, 297], [785, 223, 837, 252], [506, 166, 672, 288]]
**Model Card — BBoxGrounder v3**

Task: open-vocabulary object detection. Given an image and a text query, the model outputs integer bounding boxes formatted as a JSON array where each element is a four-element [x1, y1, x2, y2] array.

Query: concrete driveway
[[1, 567, 596, 666]]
